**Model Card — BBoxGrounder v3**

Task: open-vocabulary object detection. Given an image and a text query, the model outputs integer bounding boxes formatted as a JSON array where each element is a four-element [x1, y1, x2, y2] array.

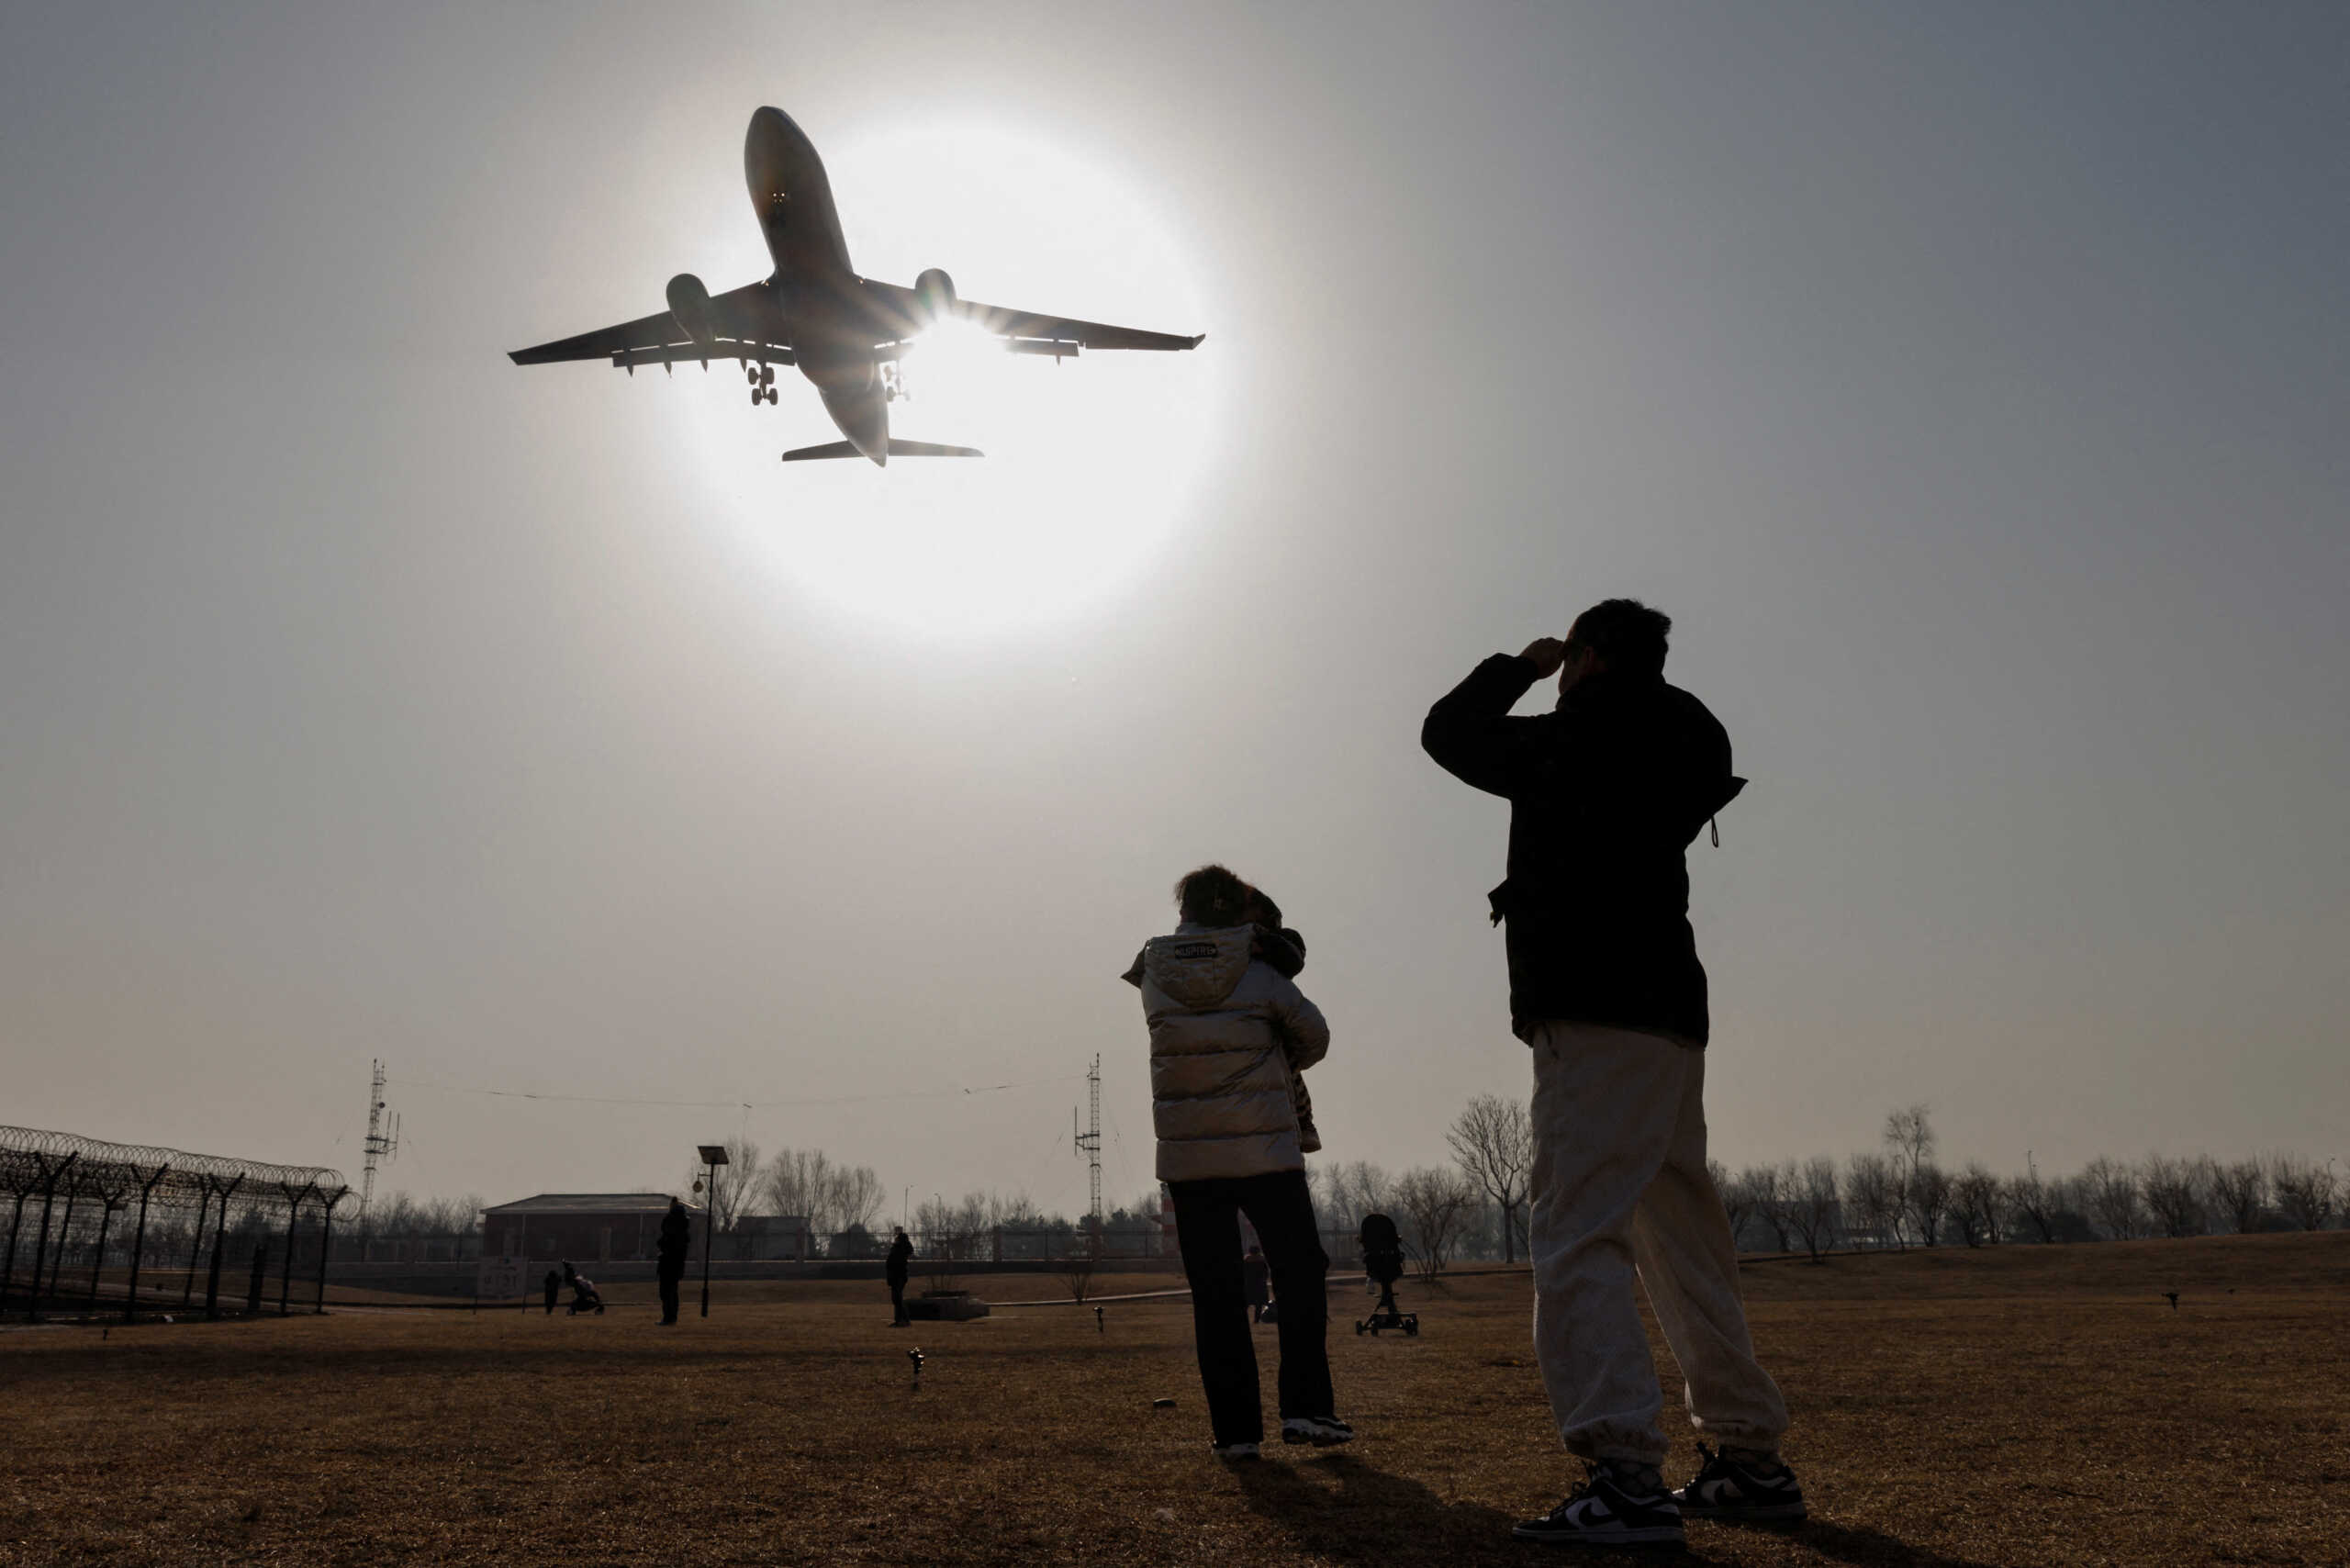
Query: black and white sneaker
[[1513, 1462, 1684, 1548], [1673, 1443, 1806, 1523], [1281, 1415, 1357, 1447], [1211, 1440, 1261, 1462]]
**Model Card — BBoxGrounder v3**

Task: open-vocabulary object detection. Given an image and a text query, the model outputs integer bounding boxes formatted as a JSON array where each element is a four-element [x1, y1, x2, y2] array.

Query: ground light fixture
[[697, 1145, 729, 1318]]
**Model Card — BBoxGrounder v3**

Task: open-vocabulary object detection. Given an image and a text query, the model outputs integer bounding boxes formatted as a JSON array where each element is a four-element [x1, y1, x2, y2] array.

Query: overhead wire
[[385, 1073, 1082, 1112]]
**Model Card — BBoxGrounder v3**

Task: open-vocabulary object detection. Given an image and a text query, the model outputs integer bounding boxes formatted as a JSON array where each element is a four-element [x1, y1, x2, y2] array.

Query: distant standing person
[[655, 1198, 692, 1326], [543, 1267, 560, 1316], [886, 1226, 913, 1327], [1128, 864, 1353, 1460], [1242, 1244, 1270, 1325], [1422, 600, 1801, 1548]]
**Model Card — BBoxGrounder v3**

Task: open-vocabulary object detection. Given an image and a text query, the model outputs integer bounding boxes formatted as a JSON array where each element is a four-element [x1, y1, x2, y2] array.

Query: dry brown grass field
[[4, 1233, 2345, 1568]]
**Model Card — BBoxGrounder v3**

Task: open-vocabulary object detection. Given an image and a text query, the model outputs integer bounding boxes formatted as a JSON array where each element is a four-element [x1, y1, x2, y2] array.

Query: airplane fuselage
[[742, 107, 891, 461], [510, 107, 1201, 465]]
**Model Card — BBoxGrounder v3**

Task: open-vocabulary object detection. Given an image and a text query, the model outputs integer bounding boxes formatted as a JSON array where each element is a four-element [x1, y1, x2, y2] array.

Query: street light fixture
[[697, 1144, 729, 1319]]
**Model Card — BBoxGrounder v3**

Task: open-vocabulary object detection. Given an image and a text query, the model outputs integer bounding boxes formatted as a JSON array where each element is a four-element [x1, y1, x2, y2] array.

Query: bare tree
[[1787, 1158, 1841, 1263], [1883, 1105, 1936, 1245], [683, 1137, 761, 1237], [1742, 1164, 1794, 1252], [1950, 1163, 2003, 1248], [2004, 1168, 2060, 1245], [2140, 1155, 2210, 1238], [2271, 1157, 2339, 1231], [1711, 1159, 1756, 1250], [1394, 1166, 1478, 1279], [1061, 1250, 1098, 1303], [1311, 1160, 1397, 1238], [1843, 1153, 1902, 1250], [1447, 1096, 1533, 1263], [2209, 1159, 2268, 1234], [1908, 1162, 1953, 1247], [832, 1164, 885, 1237], [2079, 1157, 2143, 1240], [761, 1149, 887, 1245]]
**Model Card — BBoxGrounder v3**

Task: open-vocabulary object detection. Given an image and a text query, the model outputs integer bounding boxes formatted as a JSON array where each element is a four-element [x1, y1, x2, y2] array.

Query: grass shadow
[[1231, 1452, 1721, 1565]]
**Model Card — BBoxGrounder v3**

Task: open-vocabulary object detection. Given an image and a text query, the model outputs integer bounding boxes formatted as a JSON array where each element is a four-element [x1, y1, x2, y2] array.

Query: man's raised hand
[[1518, 637, 1569, 678]]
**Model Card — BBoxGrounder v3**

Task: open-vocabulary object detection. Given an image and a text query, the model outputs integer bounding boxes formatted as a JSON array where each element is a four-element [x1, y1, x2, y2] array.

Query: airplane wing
[[861, 279, 1203, 354], [509, 283, 792, 371]]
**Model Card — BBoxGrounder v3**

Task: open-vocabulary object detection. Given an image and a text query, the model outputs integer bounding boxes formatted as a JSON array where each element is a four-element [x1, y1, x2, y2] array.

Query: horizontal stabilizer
[[781, 439, 985, 463]]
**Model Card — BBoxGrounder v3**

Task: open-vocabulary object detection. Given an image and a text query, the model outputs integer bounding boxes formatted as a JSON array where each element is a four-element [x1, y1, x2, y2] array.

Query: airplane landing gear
[[744, 363, 778, 403], [881, 362, 907, 404]]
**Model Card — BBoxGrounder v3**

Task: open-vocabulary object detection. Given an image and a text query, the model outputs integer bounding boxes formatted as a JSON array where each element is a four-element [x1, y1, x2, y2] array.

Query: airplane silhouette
[[510, 107, 1204, 465]]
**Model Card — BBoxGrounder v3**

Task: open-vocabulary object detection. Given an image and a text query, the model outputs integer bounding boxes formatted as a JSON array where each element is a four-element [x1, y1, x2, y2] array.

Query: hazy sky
[[5, 2, 2343, 1218]]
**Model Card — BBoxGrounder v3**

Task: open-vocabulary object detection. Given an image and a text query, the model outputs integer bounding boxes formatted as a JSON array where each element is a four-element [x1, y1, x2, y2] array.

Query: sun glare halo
[[661, 121, 1219, 638]]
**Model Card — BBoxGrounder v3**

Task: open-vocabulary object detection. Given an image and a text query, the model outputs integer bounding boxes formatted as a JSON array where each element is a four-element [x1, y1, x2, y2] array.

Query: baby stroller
[[1353, 1214, 1417, 1337], [561, 1262, 605, 1316]]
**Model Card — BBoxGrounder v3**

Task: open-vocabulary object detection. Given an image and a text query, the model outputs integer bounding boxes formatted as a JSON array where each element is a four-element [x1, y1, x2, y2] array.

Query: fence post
[[204, 1174, 242, 1319], [1, 1191, 27, 1312], [125, 1165, 167, 1323], [180, 1185, 210, 1307], [313, 1192, 341, 1315], [277, 1182, 315, 1317], [26, 1153, 74, 1321], [86, 1196, 118, 1316]]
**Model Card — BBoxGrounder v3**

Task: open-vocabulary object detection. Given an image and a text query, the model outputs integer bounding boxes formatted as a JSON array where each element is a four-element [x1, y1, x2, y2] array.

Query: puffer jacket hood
[[1132, 924, 1329, 1183], [1141, 926, 1255, 1007]]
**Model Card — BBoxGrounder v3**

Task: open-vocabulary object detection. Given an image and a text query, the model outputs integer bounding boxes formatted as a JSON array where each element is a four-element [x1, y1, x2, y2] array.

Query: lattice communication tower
[[359, 1058, 398, 1226], [1071, 1054, 1102, 1222]]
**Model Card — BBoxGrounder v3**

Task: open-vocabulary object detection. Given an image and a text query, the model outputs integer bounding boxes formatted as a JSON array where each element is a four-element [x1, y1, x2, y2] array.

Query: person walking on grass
[[1127, 863, 1354, 1461], [1422, 599, 1801, 1548], [655, 1197, 691, 1326], [886, 1226, 913, 1327]]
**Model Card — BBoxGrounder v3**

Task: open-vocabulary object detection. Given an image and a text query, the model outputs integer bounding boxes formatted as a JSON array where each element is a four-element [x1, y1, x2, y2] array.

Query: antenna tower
[[1072, 1053, 1102, 1223], [360, 1058, 400, 1226]]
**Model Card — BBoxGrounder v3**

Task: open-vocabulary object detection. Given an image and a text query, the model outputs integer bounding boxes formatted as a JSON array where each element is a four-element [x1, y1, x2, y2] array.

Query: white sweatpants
[[1527, 1020, 1789, 1466]]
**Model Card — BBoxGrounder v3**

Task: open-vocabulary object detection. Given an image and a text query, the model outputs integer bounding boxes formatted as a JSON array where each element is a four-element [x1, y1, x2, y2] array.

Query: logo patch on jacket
[[1172, 942, 1218, 960]]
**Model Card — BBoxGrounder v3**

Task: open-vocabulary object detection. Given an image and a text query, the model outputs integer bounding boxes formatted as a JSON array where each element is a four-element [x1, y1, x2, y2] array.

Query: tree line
[[1712, 1104, 2343, 1261], [356, 1100, 2340, 1271]]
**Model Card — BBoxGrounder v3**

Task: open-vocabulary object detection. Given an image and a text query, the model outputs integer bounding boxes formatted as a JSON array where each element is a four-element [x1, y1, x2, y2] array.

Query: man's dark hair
[[1175, 864, 1252, 926], [1570, 599, 1672, 675]]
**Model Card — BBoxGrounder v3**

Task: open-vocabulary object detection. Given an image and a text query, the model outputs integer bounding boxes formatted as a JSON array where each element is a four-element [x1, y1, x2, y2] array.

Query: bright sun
[[666, 121, 1219, 636]]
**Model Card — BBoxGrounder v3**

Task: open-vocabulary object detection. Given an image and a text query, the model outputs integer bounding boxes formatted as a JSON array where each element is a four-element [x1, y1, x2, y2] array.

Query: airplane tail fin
[[781, 439, 985, 463]]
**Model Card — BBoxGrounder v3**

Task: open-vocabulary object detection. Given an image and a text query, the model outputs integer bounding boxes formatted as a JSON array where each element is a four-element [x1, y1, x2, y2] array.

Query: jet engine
[[666, 273, 716, 343], [914, 267, 957, 322]]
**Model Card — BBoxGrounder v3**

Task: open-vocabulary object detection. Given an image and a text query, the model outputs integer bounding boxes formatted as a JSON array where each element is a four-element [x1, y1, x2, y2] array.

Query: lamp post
[[697, 1144, 729, 1319]]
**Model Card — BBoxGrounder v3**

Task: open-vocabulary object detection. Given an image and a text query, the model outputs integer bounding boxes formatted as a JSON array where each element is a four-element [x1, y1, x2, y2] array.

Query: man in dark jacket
[[1423, 599, 1798, 1549], [885, 1227, 913, 1327], [655, 1198, 692, 1326]]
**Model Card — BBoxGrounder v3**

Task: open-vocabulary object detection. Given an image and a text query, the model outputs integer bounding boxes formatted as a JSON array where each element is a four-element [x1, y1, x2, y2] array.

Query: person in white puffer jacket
[[1127, 864, 1354, 1460]]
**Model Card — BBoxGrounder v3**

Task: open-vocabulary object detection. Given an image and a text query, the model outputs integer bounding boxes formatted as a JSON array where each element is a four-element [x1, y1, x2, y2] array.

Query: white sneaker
[[1513, 1462, 1685, 1547], [1281, 1416, 1357, 1447], [1211, 1440, 1261, 1462]]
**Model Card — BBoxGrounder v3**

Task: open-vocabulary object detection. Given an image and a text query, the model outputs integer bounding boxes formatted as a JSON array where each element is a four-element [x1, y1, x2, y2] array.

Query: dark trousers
[[657, 1271, 681, 1324], [889, 1278, 909, 1325], [1170, 1170, 1333, 1445]]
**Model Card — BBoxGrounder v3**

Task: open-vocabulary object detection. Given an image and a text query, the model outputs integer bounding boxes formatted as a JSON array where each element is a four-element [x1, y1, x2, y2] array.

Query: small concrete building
[[728, 1215, 814, 1260], [482, 1193, 702, 1263]]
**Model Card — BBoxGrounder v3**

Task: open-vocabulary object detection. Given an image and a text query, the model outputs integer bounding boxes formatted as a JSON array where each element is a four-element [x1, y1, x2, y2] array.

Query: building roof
[[482, 1193, 695, 1216]]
